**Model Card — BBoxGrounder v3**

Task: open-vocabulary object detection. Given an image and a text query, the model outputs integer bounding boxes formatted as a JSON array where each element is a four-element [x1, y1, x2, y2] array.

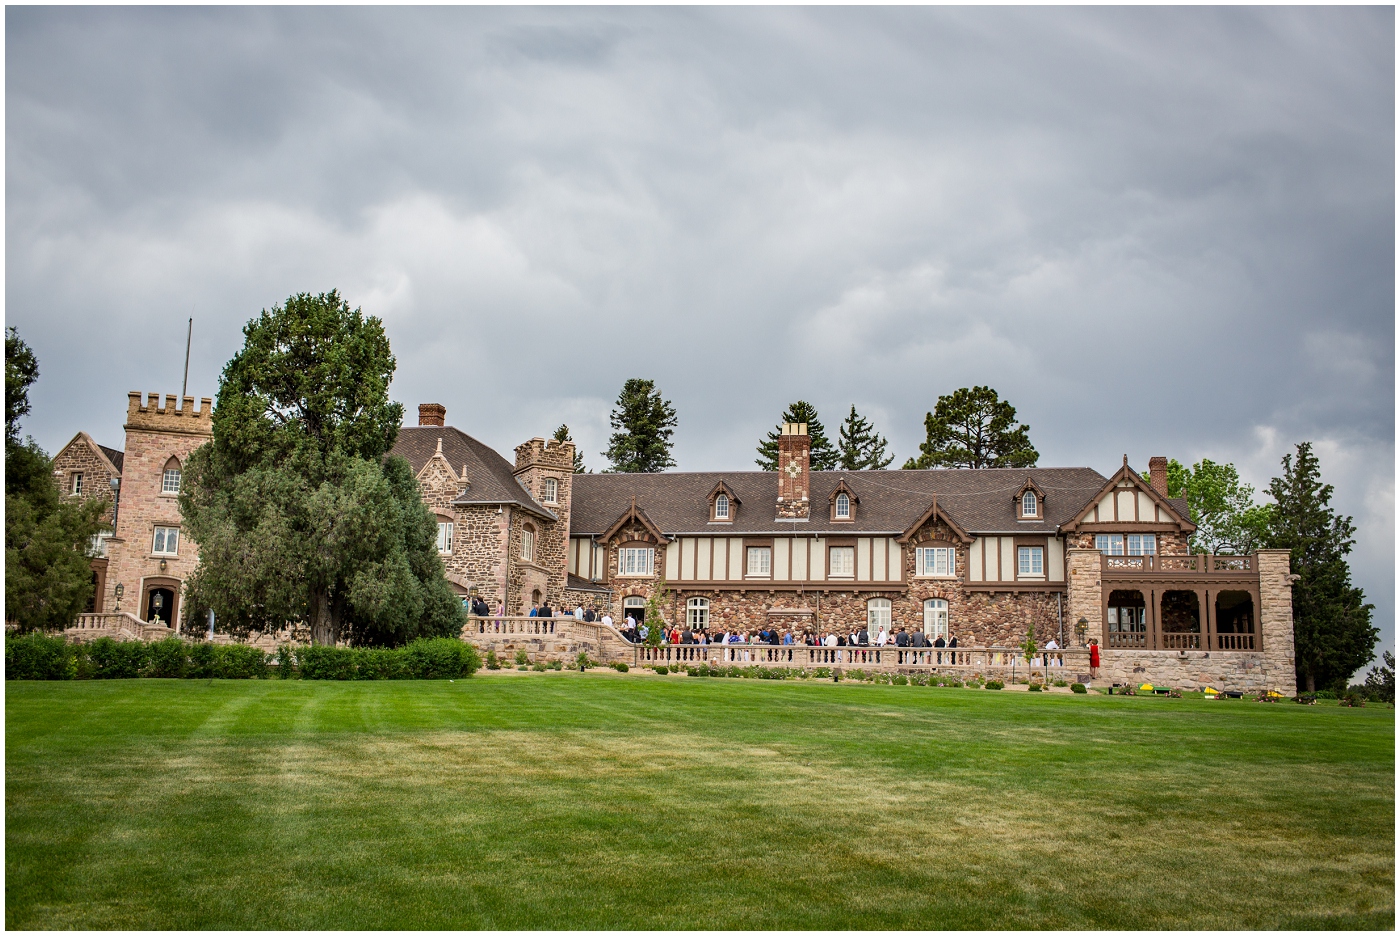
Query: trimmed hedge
[[7, 633, 480, 681]]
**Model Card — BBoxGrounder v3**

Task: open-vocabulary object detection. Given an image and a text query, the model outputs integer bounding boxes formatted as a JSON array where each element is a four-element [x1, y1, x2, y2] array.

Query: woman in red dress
[[1089, 639, 1101, 680]]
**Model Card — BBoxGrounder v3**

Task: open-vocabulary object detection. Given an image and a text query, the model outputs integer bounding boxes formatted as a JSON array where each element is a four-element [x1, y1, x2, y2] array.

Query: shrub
[[1316, 689, 1338, 700], [985, 679, 1004, 690], [892, 674, 908, 686], [296, 645, 355, 680], [82, 637, 147, 679], [485, 649, 500, 670], [654, 665, 669, 675], [575, 651, 594, 671], [187, 641, 220, 679], [217, 644, 270, 679], [550, 660, 563, 671], [276, 644, 296, 678], [532, 661, 547, 672], [726, 665, 743, 678], [612, 662, 629, 673], [6, 631, 77, 680], [146, 637, 189, 678], [1340, 691, 1366, 708], [1070, 682, 1088, 694], [1053, 679, 1068, 688], [514, 649, 529, 666], [814, 667, 831, 679], [943, 678, 963, 688]]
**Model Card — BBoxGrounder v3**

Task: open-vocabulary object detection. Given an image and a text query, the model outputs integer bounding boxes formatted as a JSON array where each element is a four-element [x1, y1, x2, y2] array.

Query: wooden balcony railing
[[1101, 553, 1255, 576]]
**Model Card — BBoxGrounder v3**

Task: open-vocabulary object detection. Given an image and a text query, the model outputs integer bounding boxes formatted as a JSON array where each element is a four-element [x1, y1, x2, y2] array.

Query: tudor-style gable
[[896, 496, 974, 546], [598, 497, 671, 547], [1060, 456, 1195, 534]]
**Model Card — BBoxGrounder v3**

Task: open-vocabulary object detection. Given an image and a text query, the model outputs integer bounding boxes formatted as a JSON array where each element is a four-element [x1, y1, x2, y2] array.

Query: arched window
[[923, 598, 949, 640], [835, 492, 851, 519], [162, 457, 182, 494], [866, 597, 891, 638], [543, 477, 558, 504], [687, 597, 710, 630], [520, 524, 535, 562], [623, 596, 646, 626], [1021, 491, 1037, 517], [714, 494, 729, 519]]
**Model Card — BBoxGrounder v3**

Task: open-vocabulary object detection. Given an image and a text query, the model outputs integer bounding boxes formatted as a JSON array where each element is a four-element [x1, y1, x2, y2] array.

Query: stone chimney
[[418, 403, 446, 427], [776, 422, 811, 520], [1148, 456, 1169, 497]]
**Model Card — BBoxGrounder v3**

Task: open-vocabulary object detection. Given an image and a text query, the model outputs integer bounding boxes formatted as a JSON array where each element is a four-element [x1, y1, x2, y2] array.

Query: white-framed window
[[917, 546, 956, 577], [923, 598, 949, 640], [620, 547, 655, 576], [152, 526, 180, 556], [829, 545, 855, 578], [1018, 545, 1044, 576], [687, 597, 710, 629], [71, 472, 84, 495], [88, 530, 113, 558], [521, 527, 536, 563], [162, 467, 181, 494], [437, 521, 454, 555], [1096, 534, 1125, 556], [835, 492, 851, 519], [866, 598, 891, 638], [543, 477, 558, 504], [714, 494, 729, 519], [623, 596, 646, 625], [1127, 534, 1157, 556], [746, 546, 771, 577], [1022, 491, 1037, 517]]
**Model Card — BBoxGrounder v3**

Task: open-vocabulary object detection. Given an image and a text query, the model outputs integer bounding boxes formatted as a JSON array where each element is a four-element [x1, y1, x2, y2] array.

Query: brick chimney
[[1148, 456, 1169, 497], [418, 403, 446, 427], [776, 422, 811, 520]]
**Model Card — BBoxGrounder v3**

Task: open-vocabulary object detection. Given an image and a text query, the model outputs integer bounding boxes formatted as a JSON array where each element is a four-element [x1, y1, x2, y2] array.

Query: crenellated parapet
[[124, 392, 213, 436]]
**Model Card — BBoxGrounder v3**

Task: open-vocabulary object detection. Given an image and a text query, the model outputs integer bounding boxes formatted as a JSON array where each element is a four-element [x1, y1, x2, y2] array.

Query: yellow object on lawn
[[1203, 687, 1219, 695], [1140, 683, 1154, 692]]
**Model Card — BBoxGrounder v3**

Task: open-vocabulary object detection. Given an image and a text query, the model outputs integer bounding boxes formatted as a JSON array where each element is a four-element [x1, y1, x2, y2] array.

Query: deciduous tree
[[1149, 458, 1273, 555], [604, 379, 677, 473], [836, 405, 894, 471], [179, 291, 462, 646], [1265, 442, 1376, 692], [756, 401, 838, 471], [5, 328, 105, 631], [902, 386, 1038, 470]]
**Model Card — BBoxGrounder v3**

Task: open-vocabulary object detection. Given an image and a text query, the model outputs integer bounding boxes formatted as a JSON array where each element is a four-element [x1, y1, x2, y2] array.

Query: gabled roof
[[390, 426, 555, 521], [896, 496, 974, 545], [598, 497, 672, 545], [828, 477, 859, 505], [706, 480, 740, 505], [56, 431, 124, 477], [1060, 458, 1196, 533], [98, 444, 124, 474], [569, 466, 1108, 537]]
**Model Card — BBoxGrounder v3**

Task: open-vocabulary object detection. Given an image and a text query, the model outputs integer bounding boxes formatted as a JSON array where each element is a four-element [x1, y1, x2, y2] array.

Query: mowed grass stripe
[[6, 675, 1393, 929]]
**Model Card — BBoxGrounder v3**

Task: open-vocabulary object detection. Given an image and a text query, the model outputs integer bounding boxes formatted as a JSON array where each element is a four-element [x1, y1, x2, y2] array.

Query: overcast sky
[[8, 7, 1393, 662]]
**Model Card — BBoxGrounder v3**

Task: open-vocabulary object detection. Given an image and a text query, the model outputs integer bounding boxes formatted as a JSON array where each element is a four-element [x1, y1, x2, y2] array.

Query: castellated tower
[[103, 393, 213, 629], [775, 422, 811, 520]]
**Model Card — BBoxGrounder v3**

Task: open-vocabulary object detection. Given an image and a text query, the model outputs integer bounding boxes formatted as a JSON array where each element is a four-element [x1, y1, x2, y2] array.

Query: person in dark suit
[[947, 634, 959, 665], [895, 629, 910, 647], [934, 633, 946, 664], [858, 629, 870, 646]]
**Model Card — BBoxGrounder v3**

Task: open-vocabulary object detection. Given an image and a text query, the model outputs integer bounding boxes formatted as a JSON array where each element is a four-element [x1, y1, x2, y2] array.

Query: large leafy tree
[[179, 291, 462, 646], [836, 405, 894, 471], [903, 386, 1038, 469], [1264, 442, 1376, 693], [604, 379, 677, 473], [1150, 458, 1273, 555], [5, 328, 106, 631], [553, 424, 587, 473], [756, 401, 838, 471]]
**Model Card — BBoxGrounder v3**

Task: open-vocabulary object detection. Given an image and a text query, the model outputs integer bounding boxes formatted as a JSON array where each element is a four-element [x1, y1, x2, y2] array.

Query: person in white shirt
[[1044, 637, 1059, 666], [824, 633, 837, 647], [601, 613, 613, 629], [573, 605, 584, 620], [876, 626, 888, 647]]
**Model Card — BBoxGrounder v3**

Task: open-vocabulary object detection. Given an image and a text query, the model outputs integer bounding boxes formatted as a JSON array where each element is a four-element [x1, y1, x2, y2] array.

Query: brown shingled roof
[[571, 467, 1108, 537], [98, 444, 124, 474], [390, 426, 555, 520]]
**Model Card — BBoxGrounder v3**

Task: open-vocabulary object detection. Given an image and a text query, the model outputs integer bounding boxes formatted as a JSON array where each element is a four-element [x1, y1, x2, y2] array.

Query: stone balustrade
[[66, 611, 176, 643]]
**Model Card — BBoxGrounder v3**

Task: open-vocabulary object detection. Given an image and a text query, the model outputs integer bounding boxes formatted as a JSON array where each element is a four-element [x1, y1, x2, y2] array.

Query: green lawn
[[6, 673, 1394, 930]]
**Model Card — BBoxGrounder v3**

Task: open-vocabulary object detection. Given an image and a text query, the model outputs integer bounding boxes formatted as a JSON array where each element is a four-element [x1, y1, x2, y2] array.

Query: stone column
[[1256, 549, 1298, 696], [1065, 549, 1102, 648]]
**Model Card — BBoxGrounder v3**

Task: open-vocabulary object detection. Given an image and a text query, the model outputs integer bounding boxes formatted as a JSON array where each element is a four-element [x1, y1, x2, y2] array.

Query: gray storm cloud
[[7, 6, 1393, 661]]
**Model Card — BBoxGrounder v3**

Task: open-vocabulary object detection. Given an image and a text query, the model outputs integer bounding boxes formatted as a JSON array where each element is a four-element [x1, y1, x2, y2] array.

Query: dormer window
[[1015, 478, 1044, 520], [543, 477, 558, 504], [835, 493, 850, 519], [829, 481, 858, 521], [708, 482, 738, 522], [1021, 491, 1037, 517], [715, 494, 729, 519]]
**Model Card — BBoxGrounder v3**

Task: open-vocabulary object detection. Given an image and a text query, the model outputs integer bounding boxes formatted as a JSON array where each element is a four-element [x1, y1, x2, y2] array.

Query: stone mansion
[[54, 395, 1297, 693]]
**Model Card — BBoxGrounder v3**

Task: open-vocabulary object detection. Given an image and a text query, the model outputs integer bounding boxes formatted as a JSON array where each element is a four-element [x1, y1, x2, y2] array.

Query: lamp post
[[113, 583, 124, 613], [1075, 617, 1089, 647]]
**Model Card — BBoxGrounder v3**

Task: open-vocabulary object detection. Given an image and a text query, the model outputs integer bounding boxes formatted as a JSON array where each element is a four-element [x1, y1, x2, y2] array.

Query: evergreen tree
[[5, 328, 106, 631], [553, 424, 587, 473], [755, 401, 838, 471], [1150, 458, 1273, 554], [902, 386, 1038, 469], [1265, 442, 1377, 692], [179, 290, 462, 646], [603, 379, 678, 473], [836, 405, 894, 470], [1362, 651, 1394, 703]]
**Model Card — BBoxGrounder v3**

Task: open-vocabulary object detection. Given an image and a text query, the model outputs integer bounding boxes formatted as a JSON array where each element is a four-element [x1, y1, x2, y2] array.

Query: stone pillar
[[1256, 549, 1298, 696], [1065, 548, 1102, 648]]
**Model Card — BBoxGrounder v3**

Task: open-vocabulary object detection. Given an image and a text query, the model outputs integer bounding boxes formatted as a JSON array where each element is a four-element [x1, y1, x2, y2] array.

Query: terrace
[[1098, 552, 1261, 652]]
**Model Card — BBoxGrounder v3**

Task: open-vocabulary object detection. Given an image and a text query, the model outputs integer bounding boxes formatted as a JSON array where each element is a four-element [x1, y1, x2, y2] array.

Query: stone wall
[[510, 438, 575, 613], [1256, 549, 1298, 695], [50, 432, 120, 525]]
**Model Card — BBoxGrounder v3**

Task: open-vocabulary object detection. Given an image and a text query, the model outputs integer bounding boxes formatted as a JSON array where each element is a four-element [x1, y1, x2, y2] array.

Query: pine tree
[[552, 424, 587, 473], [604, 379, 677, 473], [902, 386, 1038, 469], [1265, 442, 1377, 692], [755, 401, 838, 471], [836, 405, 894, 470]]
